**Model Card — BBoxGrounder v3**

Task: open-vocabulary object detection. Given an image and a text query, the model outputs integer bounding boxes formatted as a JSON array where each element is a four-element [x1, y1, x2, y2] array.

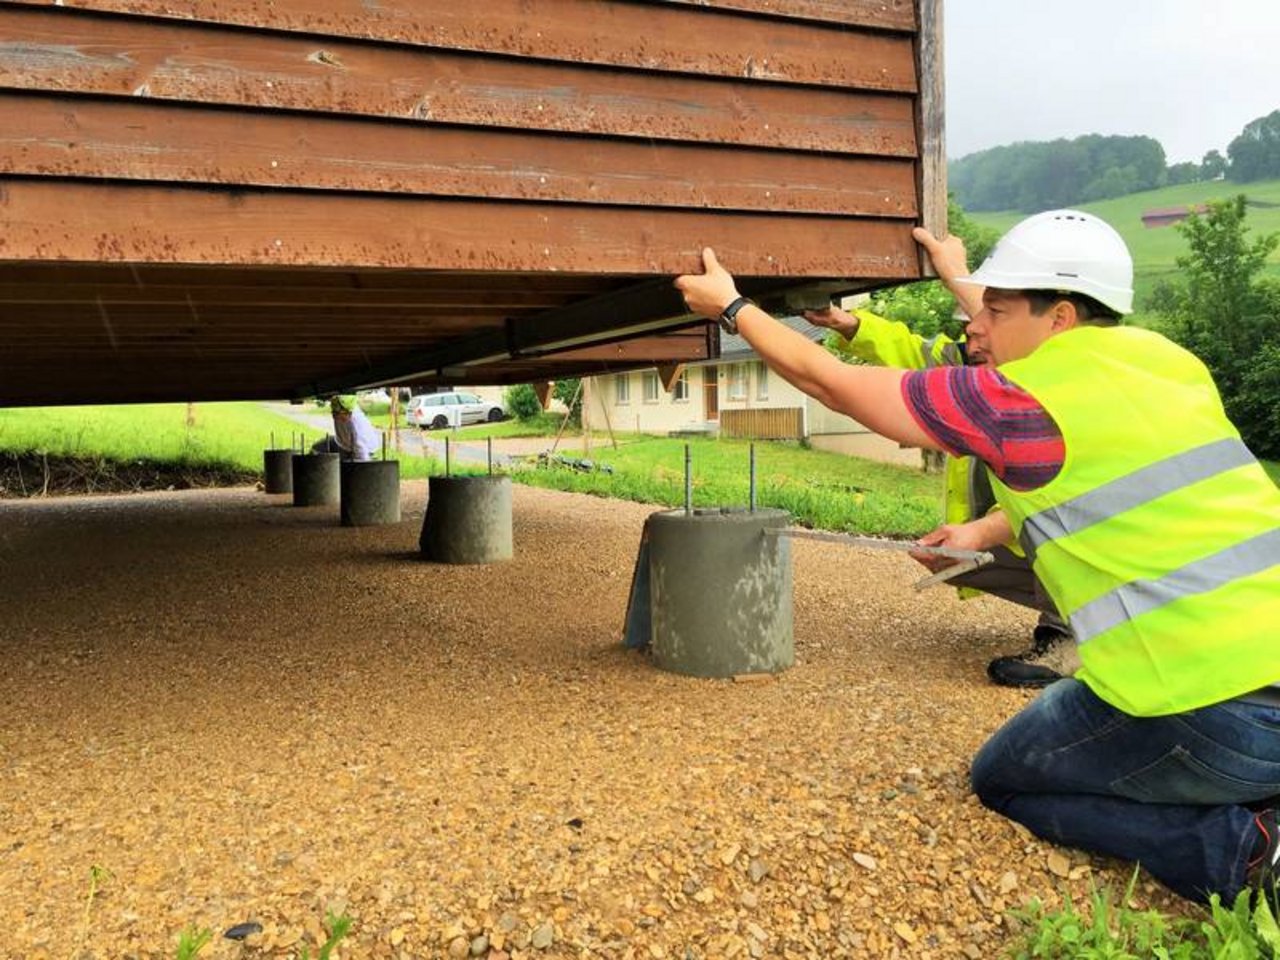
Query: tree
[[553, 378, 583, 427], [949, 134, 1169, 212], [852, 198, 999, 344], [1200, 149, 1227, 180], [1165, 161, 1200, 186], [1226, 109, 1280, 183], [504, 382, 543, 421], [1153, 195, 1280, 458]]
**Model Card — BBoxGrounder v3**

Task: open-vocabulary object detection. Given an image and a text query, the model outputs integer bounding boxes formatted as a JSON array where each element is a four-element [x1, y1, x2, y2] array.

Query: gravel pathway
[[0, 483, 1188, 959]]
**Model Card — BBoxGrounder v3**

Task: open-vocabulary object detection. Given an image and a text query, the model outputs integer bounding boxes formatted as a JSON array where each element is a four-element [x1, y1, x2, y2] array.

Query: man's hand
[[802, 305, 859, 340], [912, 228, 968, 283], [910, 512, 1010, 572], [675, 248, 740, 319]]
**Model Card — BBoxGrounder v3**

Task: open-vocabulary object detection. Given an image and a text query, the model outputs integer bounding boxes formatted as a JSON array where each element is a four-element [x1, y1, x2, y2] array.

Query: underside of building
[[0, 0, 944, 407]]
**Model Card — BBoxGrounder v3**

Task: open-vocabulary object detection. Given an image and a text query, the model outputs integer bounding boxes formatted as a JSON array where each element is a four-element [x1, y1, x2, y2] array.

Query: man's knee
[[969, 741, 1010, 812]]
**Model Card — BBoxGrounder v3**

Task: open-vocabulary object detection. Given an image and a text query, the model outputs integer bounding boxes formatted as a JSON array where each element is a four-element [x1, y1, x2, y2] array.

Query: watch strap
[[717, 295, 754, 334]]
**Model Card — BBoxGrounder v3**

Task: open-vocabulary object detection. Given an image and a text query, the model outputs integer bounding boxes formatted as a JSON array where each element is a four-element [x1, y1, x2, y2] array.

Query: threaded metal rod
[[684, 443, 692, 515]]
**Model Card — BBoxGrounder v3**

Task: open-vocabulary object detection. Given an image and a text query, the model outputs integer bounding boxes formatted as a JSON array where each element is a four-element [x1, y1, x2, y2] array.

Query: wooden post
[[534, 380, 554, 411], [389, 388, 401, 453], [582, 377, 592, 456]]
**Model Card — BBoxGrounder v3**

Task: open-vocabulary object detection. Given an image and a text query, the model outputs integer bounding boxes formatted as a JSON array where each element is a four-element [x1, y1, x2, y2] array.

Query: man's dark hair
[[1025, 290, 1120, 326]]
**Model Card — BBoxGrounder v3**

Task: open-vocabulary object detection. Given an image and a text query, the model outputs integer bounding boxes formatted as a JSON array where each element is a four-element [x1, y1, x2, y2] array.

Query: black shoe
[[986, 625, 1078, 689], [1247, 809, 1279, 910]]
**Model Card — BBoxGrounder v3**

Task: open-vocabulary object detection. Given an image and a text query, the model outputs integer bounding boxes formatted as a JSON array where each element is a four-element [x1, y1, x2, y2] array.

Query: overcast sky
[[945, 0, 1280, 164]]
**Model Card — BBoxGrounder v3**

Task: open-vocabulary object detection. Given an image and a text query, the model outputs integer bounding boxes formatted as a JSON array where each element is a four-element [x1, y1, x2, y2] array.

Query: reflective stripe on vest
[[922, 335, 964, 369], [1019, 437, 1257, 563], [1070, 526, 1280, 644]]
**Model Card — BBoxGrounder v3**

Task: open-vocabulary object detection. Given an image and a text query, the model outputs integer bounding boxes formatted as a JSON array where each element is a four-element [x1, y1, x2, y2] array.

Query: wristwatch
[[717, 295, 754, 335]]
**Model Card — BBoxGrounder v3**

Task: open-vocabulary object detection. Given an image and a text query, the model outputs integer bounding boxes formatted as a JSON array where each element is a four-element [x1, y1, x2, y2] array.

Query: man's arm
[[675, 249, 941, 451]]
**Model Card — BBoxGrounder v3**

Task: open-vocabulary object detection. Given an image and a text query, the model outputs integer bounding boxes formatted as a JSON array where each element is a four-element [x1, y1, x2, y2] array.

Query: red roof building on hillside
[[1141, 204, 1210, 228]]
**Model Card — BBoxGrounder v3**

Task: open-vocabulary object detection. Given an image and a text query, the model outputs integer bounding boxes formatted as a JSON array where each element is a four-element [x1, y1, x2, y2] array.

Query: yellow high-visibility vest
[[993, 325, 1280, 715]]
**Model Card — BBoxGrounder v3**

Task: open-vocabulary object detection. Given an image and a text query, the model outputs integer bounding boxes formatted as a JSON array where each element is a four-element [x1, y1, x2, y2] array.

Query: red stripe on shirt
[[901, 367, 1064, 491]]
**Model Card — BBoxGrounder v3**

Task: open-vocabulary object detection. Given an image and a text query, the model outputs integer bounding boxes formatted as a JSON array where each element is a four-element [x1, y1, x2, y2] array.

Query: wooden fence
[[720, 408, 805, 441]]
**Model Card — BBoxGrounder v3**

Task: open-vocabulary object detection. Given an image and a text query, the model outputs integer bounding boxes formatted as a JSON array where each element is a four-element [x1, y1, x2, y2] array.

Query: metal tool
[[763, 527, 994, 591]]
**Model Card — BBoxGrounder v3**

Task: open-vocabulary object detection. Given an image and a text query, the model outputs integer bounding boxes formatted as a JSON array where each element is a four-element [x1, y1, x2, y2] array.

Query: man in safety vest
[[675, 211, 1280, 904], [314, 394, 382, 462], [805, 228, 1076, 688]]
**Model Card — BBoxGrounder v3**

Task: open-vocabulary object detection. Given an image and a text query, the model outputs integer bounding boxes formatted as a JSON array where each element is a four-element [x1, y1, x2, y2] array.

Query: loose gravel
[[0, 482, 1190, 959]]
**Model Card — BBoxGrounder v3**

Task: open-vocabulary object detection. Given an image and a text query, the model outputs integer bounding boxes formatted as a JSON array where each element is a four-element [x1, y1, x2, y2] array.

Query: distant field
[[967, 178, 1280, 311]]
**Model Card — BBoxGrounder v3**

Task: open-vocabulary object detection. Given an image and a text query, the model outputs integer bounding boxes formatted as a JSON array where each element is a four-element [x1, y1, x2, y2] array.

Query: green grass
[[0, 404, 942, 536], [0, 402, 328, 471], [968, 178, 1280, 316], [510, 434, 942, 538], [1263, 460, 1280, 485], [1005, 870, 1280, 960]]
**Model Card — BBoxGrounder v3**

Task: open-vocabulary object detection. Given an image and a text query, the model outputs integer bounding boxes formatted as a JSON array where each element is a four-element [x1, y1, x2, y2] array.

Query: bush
[[1152, 196, 1280, 458], [504, 383, 544, 422]]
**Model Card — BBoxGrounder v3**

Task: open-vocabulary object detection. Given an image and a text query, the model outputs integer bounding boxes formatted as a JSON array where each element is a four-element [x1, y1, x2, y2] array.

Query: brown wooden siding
[[0, 0, 943, 406]]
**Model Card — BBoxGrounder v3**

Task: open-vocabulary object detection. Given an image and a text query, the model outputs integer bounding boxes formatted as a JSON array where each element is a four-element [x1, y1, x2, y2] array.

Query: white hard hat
[[958, 209, 1134, 315]]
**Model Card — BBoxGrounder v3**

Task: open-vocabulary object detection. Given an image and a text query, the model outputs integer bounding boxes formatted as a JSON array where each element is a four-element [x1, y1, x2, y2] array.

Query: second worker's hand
[[802, 306, 859, 340], [675, 248, 740, 319]]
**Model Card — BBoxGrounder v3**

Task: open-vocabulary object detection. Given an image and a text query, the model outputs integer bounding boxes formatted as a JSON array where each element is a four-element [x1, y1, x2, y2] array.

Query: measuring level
[[763, 527, 995, 591]]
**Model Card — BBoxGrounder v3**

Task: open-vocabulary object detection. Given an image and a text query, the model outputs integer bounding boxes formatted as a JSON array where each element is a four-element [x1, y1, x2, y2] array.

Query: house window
[[727, 364, 748, 401], [642, 371, 660, 402], [673, 370, 689, 402], [615, 373, 631, 404], [755, 362, 769, 401]]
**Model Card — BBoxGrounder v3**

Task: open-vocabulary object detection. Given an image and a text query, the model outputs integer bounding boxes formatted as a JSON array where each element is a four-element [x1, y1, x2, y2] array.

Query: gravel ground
[[0, 482, 1189, 960]]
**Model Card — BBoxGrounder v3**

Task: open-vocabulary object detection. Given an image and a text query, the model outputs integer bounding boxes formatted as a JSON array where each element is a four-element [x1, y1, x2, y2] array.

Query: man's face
[[964, 289, 1058, 367]]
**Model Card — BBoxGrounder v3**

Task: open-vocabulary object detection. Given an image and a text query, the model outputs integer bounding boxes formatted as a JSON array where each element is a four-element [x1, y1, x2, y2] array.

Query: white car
[[405, 392, 505, 430]]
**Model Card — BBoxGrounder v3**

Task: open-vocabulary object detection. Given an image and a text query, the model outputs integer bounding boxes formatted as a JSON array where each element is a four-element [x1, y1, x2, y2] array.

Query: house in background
[[1141, 203, 1210, 228], [581, 316, 922, 468]]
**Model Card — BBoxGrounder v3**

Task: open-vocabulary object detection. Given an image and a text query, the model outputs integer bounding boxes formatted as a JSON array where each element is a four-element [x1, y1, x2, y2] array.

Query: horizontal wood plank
[[0, 8, 917, 155], [658, 0, 915, 30], [3, 0, 918, 89], [0, 180, 923, 279], [0, 94, 919, 217]]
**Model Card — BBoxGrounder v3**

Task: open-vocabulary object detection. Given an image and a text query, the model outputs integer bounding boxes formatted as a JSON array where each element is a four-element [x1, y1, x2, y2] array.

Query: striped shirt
[[901, 367, 1065, 492]]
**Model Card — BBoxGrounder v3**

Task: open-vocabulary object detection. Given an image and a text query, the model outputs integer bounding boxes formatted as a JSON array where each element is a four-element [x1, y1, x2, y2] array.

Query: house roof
[[717, 315, 828, 362]]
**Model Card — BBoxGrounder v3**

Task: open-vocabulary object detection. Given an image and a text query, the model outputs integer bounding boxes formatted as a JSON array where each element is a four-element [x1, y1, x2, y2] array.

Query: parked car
[[404, 392, 506, 430]]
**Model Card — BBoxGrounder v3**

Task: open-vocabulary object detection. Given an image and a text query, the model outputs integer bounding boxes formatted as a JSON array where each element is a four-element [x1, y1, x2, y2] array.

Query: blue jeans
[[971, 679, 1280, 902]]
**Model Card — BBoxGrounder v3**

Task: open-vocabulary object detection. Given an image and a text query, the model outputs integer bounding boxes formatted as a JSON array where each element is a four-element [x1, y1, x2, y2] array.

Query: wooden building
[[0, 0, 945, 407]]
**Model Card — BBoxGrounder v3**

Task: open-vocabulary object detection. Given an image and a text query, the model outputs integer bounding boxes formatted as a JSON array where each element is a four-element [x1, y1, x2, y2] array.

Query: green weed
[[297, 910, 353, 960], [1005, 869, 1280, 959], [71, 864, 113, 960], [173, 926, 212, 960]]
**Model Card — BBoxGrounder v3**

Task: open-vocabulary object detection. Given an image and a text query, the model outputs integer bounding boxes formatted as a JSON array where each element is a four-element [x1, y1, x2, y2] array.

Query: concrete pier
[[340, 460, 401, 526], [263, 449, 293, 494], [290, 453, 340, 507], [419, 475, 513, 564], [647, 507, 793, 678]]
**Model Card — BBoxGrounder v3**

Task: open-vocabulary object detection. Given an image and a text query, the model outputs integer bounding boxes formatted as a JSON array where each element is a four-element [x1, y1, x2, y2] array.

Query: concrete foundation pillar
[[648, 508, 793, 677], [291, 453, 340, 507], [263, 449, 293, 494], [340, 460, 401, 526], [419, 475, 512, 564]]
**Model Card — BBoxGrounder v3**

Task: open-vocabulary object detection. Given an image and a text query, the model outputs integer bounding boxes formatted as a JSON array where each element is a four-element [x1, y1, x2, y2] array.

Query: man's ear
[[1050, 299, 1079, 333]]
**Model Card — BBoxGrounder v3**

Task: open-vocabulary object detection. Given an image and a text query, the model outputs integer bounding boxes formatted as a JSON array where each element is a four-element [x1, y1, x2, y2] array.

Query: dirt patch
[[0, 484, 1189, 959], [0, 453, 256, 499]]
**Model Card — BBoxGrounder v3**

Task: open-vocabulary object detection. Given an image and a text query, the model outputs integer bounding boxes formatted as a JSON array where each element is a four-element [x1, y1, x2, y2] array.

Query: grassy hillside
[[967, 178, 1280, 311]]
